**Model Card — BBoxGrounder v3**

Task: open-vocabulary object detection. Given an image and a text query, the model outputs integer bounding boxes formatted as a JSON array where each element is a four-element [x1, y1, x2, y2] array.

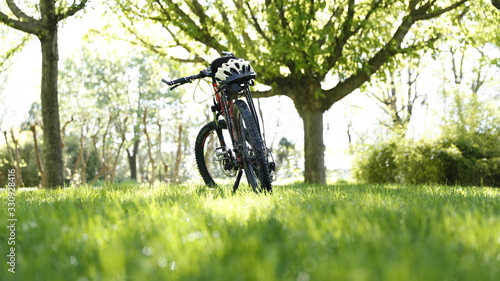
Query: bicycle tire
[[194, 120, 232, 187], [233, 100, 272, 193]]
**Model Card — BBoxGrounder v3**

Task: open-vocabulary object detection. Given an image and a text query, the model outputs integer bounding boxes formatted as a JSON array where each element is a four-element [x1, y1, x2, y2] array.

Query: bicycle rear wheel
[[194, 120, 237, 187], [233, 100, 272, 193]]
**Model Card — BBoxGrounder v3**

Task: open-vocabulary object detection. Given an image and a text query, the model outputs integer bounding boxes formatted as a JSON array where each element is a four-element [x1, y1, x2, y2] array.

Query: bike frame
[[211, 81, 263, 159]]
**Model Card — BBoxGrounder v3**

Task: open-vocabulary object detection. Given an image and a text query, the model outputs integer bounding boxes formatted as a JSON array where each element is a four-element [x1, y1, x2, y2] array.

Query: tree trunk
[[3, 130, 24, 187], [39, 29, 64, 188], [173, 124, 184, 182], [30, 124, 45, 187], [143, 109, 156, 183], [286, 81, 329, 185], [127, 139, 139, 181], [298, 109, 326, 185]]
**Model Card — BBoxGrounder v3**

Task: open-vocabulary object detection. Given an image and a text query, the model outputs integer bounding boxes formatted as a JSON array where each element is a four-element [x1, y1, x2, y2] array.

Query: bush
[[353, 137, 500, 187], [352, 142, 398, 183], [0, 142, 40, 187]]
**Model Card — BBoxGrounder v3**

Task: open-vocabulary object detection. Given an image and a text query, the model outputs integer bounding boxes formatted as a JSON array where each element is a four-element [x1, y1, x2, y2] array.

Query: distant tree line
[[0, 44, 203, 187]]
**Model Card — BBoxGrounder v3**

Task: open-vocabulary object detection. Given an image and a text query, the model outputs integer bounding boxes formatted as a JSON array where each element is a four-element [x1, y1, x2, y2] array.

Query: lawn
[[1, 183, 499, 281]]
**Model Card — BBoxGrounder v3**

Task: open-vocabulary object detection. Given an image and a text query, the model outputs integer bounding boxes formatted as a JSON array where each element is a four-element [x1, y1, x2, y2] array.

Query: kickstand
[[232, 169, 243, 193]]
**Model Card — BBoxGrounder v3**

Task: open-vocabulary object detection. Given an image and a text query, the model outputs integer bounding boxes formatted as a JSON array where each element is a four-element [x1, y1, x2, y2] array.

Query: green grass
[[1, 183, 499, 281]]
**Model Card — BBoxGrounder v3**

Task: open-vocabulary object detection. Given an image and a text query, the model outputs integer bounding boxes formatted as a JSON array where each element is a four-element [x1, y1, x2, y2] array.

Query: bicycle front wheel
[[195, 120, 237, 187], [233, 100, 272, 193]]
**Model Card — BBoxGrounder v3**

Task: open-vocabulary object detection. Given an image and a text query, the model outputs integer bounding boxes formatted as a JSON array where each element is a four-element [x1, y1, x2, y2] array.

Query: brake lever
[[201, 67, 212, 77], [169, 84, 181, 90]]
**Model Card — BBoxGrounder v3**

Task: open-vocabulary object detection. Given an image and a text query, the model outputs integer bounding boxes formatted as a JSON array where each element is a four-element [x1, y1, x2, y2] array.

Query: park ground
[[0, 183, 499, 281]]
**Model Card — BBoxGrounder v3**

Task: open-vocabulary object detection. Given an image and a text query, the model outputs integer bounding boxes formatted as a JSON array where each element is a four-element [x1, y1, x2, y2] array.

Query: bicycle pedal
[[214, 147, 232, 163]]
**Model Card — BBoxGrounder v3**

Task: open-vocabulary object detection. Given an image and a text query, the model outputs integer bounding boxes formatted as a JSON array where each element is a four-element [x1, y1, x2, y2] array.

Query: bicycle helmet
[[210, 55, 236, 75], [214, 58, 256, 85]]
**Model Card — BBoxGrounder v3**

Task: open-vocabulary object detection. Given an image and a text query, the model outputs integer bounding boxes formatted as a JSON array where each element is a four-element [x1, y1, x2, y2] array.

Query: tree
[[58, 41, 193, 183], [367, 57, 426, 137], [116, 0, 469, 184], [0, 0, 88, 187], [2, 128, 24, 187], [353, 0, 500, 186]]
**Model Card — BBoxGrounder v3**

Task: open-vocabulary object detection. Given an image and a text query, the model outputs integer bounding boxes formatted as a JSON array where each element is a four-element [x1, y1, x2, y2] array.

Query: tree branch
[[0, 33, 30, 71], [152, 0, 225, 52], [224, 0, 255, 53], [109, 1, 206, 63], [154, 20, 207, 63], [57, 0, 88, 21], [251, 88, 278, 99], [243, 1, 272, 45], [276, 1, 291, 35], [323, 17, 415, 107], [351, 0, 382, 35], [323, 0, 356, 72], [316, 12, 336, 48], [412, 0, 468, 21], [186, 0, 208, 25], [212, 0, 245, 54], [493, 0, 500, 10], [6, 0, 36, 23], [0, 10, 39, 34]]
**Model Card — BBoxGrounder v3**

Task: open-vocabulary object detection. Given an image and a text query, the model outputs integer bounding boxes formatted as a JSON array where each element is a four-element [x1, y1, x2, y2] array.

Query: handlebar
[[162, 52, 237, 90], [162, 68, 211, 90]]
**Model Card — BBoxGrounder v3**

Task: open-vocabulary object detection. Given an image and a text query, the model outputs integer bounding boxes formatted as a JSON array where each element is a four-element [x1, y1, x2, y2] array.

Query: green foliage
[[274, 137, 302, 178], [63, 134, 99, 183], [57, 39, 206, 184], [0, 183, 499, 280], [117, 0, 470, 85], [355, 39, 500, 187], [0, 27, 31, 73], [353, 141, 399, 184], [18, 142, 41, 187], [458, 0, 500, 50], [0, 147, 15, 187], [0, 138, 40, 187], [354, 90, 500, 186], [353, 137, 500, 187]]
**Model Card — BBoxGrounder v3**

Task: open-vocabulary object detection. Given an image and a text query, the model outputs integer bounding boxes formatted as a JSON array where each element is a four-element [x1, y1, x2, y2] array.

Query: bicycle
[[162, 52, 276, 193]]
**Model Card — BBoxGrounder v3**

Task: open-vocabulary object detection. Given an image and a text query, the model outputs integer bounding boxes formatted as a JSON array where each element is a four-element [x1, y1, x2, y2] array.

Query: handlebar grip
[[172, 76, 191, 85], [161, 77, 190, 86]]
